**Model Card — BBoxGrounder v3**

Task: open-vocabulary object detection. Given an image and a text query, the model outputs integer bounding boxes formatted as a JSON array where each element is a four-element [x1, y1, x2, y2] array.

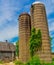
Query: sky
[[0, 0, 54, 52]]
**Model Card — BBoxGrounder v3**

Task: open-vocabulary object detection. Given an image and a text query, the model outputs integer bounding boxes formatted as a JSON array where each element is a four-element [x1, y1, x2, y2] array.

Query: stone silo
[[31, 1, 52, 62], [19, 13, 31, 62]]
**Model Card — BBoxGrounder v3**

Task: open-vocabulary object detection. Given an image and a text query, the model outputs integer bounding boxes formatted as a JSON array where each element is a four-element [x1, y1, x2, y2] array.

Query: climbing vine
[[30, 27, 42, 57]]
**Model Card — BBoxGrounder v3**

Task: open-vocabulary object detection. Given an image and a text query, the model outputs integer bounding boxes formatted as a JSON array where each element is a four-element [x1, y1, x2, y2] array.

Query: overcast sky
[[0, 0, 54, 52]]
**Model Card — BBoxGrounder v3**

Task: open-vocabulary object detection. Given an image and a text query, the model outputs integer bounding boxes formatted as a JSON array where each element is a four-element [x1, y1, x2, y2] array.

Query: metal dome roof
[[32, 1, 43, 5]]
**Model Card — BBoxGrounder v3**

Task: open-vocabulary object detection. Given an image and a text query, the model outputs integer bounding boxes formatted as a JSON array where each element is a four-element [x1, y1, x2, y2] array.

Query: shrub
[[30, 55, 41, 65], [25, 55, 41, 65], [52, 58, 54, 61], [14, 56, 54, 65], [14, 60, 24, 65]]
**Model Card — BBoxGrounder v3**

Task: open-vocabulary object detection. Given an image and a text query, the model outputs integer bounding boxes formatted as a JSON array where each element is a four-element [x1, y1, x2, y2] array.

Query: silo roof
[[19, 12, 30, 17], [32, 1, 43, 5]]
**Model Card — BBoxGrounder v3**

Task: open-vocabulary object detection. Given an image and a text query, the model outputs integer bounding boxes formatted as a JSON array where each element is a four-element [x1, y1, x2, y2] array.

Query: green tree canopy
[[16, 40, 19, 56], [50, 36, 52, 45]]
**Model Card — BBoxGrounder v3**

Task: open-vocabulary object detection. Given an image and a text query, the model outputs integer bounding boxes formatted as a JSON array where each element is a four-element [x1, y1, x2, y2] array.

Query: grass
[[0, 60, 4, 64], [13, 60, 24, 65]]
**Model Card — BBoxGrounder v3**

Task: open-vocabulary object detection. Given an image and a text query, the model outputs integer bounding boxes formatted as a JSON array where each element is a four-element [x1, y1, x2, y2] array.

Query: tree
[[30, 28, 42, 57], [16, 40, 19, 56], [50, 36, 52, 45]]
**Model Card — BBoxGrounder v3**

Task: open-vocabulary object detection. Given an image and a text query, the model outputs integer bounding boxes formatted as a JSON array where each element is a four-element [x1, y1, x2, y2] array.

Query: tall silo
[[19, 13, 31, 62], [31, 1, 52, 62]]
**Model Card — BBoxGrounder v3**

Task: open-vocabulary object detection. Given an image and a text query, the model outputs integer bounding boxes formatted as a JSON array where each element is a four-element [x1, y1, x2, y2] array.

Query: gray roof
[[0, 42, 15, 52]]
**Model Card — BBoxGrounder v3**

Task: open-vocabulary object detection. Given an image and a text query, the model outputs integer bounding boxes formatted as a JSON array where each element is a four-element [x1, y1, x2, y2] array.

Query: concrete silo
[[19, 13, 31, 62], [31, 1, 52, 62]]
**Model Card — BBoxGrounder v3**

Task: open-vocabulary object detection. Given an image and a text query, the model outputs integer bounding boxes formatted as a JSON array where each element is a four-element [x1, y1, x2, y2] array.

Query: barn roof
[[0, 42, 15, 52]]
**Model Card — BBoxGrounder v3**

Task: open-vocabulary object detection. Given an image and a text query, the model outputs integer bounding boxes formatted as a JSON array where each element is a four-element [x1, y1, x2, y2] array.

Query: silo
[[31, 1, 52, 62], [19, 13, 31, 62]]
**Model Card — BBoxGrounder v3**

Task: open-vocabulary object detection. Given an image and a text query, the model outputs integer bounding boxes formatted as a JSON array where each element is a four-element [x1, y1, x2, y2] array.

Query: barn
[[0, 41, 15, 62]]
